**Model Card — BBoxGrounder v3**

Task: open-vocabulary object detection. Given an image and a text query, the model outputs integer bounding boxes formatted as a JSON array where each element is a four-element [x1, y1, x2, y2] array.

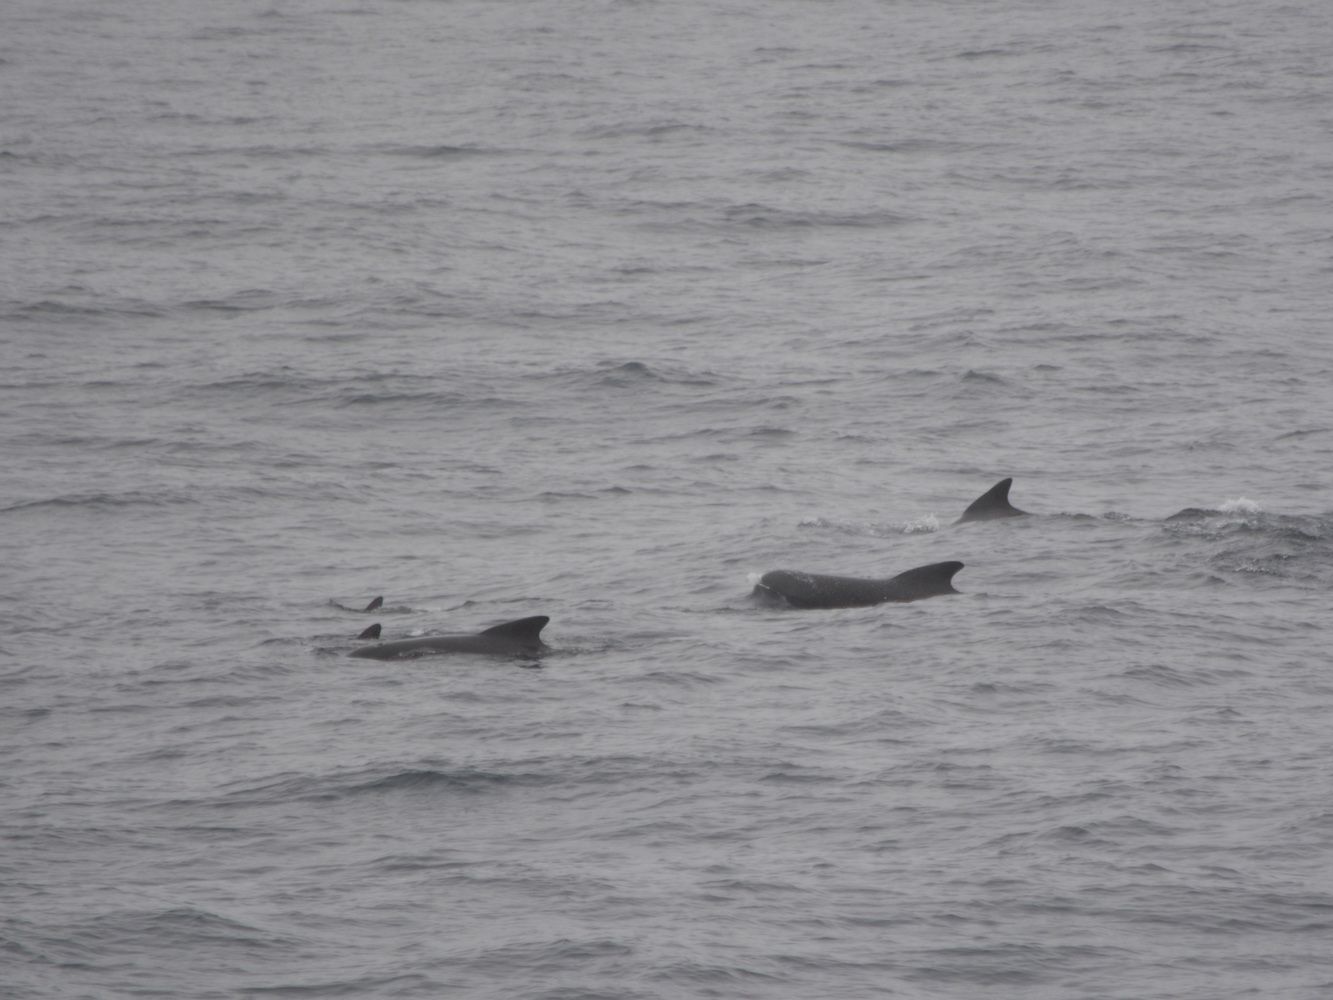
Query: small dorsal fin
[[480, 615, 550, 640], [363, 596, 384, 611], [357, 623, 382, 640], [955, 478, 1026, 524]]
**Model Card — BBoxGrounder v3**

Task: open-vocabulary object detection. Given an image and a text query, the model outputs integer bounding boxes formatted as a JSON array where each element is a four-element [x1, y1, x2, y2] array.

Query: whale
[[754, 561, 963, 609], [349, 615, 549, 660], [955, 478, 1026, 524], [356, 623, 381, 640]]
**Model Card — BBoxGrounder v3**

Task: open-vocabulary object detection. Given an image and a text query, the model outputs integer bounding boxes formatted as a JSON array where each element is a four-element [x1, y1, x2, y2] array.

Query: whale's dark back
[[755, 561, 963, 609], [350, 615, 549, 659]]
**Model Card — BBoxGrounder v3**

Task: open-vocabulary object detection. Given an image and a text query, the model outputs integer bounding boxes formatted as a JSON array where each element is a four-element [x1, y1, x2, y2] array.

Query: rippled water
[[4, 0, 1333, 997]]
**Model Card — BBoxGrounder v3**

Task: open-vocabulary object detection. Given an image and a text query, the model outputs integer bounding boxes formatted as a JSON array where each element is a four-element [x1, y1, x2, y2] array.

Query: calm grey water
[[4, 1, 1333, 997]]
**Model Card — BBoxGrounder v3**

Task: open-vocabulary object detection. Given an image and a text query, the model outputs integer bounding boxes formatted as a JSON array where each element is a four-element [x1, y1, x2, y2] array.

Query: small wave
[[839, 137, 979, 155], [582, 119, 716, 140], [67, 904, 294, 953], [1163, 507, 1212, 523], [4, 295, 168, 322], [901, 515, 942, 534], [537, 490, 605, 502], [721, 203, 911, 229], [238, 973, 439, 996], [1, 491, 196, 513], [1275, 427, 1331, 441], [1162, 507, 1331, 583], [1149, 42, 1234, 55], [1067, 603, 1133, 623], [6, 299, 106, 318], [651, 959, 786, 988], [555, 359, 721, 391], [216, 764, 553, 806], [1167, 498, 1263, 522], [345, 768, 540, 795], [380, 143, 504, 158], [458, 937, 635, 991], [797, 514, 940, 537], [337, 389, 478, 408], [181, 289, 286, 313], [1119, 663, 1211, 688]]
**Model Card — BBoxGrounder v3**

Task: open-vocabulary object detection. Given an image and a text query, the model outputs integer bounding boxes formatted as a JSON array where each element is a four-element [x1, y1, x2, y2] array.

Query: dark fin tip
[[891, 560, 965, 595], [480, 615, 550, 639], [914, 559, 964, 578]]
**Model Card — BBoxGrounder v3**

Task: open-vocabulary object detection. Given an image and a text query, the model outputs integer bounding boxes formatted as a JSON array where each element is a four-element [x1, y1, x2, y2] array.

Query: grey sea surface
[[4, 0, 1333, 997]]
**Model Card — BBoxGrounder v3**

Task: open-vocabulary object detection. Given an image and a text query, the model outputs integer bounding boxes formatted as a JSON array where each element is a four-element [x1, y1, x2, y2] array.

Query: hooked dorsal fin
[[363, 596, 384, 611], [955, 478, 1026, 524], [889, 560, 964, 597], [480, 615, 550, 641], [357, 623, 382, 640]]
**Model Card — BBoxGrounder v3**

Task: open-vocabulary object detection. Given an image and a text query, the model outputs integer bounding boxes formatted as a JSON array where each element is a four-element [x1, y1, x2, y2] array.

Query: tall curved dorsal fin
[[887, 560, 964, 597], [357, 623, 382, 639], [480, 615, 550, 640], [955, 478, 1026, 524], [363, 596, 384, 611]]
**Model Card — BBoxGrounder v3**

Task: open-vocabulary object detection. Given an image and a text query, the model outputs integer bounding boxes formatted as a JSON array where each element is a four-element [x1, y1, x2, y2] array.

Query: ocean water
[[4, 0, 1333, 997]]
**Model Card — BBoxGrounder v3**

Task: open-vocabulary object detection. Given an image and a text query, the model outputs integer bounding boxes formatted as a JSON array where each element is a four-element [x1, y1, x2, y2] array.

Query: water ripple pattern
[[3, 0, 1332, 998]]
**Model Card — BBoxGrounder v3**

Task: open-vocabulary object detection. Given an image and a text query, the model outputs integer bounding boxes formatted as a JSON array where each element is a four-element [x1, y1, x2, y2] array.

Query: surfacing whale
[[754, 561, 963, 609], [955, 478, 1026, 524], [349, 615, 549, 660]]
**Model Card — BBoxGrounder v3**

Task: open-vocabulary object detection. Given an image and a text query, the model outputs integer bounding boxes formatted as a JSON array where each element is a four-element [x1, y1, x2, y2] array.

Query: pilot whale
[[754, 561, 963, 609], [955, 478, 1026, 524], [349, 615, 549, 660]]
